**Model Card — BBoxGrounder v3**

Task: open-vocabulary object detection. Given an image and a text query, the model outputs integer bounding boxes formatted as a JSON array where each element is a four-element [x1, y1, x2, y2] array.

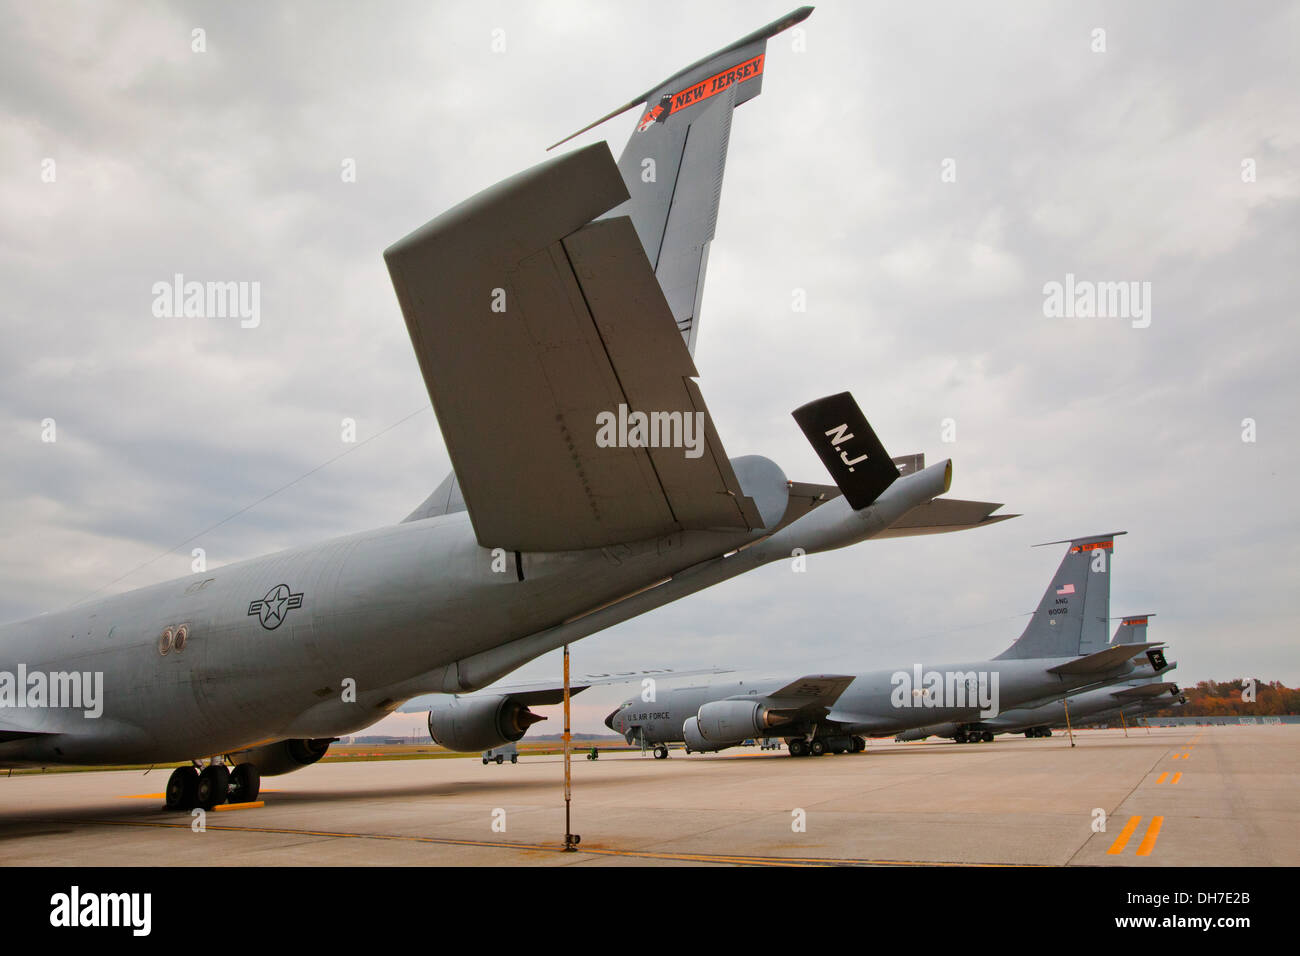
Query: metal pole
[[1063, 696, 1076, 748], [1119, 709, 1129, 737], [562, 644, 579, 851]]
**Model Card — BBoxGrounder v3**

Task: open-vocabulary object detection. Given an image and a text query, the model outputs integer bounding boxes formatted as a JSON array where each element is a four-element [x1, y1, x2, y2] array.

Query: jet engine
[[229, 738, 333, 776], [696, 699, 782, 742], [682, 716, 732, 753], [427, 695, 546, 753]]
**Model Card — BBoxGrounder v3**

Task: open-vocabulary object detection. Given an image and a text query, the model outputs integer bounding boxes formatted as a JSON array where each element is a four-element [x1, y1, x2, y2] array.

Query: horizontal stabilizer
[[875, 497, 1017, 538], [1113, 682, 1179, 700], [1047, 642, 1164, 676], [792, 392, 899, 510]]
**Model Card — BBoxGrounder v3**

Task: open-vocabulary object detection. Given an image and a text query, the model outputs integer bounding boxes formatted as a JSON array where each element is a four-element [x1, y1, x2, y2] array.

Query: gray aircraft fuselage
[[609, 654, 1147, 750], [0, 458, 957, 766], [895, 661, 1173, 740]]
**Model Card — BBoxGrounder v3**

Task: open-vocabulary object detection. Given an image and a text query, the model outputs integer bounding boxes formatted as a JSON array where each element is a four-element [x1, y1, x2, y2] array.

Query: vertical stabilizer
[[994, 533, 1123, 660], [549, 7, 814, 354], [1111, 613, 1154, 646]]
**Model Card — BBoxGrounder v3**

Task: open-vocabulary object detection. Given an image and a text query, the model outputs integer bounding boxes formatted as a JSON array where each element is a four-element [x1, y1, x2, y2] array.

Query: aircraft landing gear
[[850, 736, 866, 753], [809, 739, 827, 756], [982, 731, 994, 743], [195, 764, 229, 810], [787, 738, 808, 757], [165, 760, 260, 811], [229, 763, 261, 803], [653, 745, 669, 759], [954, 730, 968, 744], [164, 766, 198, 811]]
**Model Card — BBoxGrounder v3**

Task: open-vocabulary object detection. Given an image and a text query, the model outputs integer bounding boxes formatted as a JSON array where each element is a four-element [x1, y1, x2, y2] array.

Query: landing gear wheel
[[654, 745, 668, 759], [229, 763, 260, 803], [809, 739, 827, 756], [954, 731, 968, 744], [1046, 729, 1054, 737], [164, 766, 198, 811], [788, 738, 808, 757], [982, 731, 994, 743], [195, 765, 230, 810], [851, 736, 866, 753]]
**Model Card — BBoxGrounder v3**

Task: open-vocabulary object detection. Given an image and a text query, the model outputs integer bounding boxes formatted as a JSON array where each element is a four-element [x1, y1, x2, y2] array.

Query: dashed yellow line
[[1107, 816, 1141, 854], [1170, 772, 1181, 784], [1156, 772, 1168, 783], [1136, 816, 1164, 856]]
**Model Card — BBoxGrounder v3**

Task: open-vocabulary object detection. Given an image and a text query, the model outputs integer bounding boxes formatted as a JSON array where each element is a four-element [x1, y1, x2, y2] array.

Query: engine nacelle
[[682, 717, 732, 753], [229, 738, 333, 777], [427, 695, 545, 753], [696, 699, 780, 743]]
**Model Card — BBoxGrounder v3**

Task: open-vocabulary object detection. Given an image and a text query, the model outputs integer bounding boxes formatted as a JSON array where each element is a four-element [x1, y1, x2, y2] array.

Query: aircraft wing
[[754, 674, 856, 714], [395, 666, 734, 712], [385, 142, 762, 552]]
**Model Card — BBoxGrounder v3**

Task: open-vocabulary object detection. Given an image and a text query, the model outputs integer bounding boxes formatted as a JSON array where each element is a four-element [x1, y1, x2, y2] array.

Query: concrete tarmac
[[1, 725, 1294, 866]]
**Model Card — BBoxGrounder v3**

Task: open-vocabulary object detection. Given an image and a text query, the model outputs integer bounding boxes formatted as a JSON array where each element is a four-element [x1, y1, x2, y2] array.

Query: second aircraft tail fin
[[994, 533, 1123, 661]]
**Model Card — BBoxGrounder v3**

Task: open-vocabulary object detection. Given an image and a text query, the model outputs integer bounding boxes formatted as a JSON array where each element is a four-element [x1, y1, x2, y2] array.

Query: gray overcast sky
[[2, 1, 1297, 735]]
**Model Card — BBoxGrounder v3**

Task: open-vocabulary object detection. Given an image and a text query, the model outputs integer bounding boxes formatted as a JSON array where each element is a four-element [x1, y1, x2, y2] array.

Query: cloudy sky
[[2, 1, 1297, 735]]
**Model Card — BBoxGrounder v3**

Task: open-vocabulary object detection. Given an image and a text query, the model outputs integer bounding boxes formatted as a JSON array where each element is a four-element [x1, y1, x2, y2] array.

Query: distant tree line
[[1150, 679, 1299, 717]]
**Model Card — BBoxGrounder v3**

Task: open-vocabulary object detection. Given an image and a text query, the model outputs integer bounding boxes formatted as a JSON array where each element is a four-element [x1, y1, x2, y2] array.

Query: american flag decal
[[1056, 583, 1076, 595]]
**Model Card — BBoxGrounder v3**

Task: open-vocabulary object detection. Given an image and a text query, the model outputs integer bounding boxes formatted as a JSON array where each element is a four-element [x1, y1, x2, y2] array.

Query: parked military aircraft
[[0, 7, 1010, 809], [604, 533, 1165, 756], [897, 614, 1177, 741]]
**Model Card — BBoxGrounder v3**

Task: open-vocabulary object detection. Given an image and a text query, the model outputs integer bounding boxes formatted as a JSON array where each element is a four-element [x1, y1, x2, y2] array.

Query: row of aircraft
[[405, 532, 1183, 760], [0, 8, 1170, 811]]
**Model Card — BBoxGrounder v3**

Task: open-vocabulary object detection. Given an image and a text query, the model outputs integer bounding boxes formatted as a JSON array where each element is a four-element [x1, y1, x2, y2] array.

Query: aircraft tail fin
[[549, 6, 813, 354], [994, 533, 1124, 661], [1111, 613, 1154, 646]]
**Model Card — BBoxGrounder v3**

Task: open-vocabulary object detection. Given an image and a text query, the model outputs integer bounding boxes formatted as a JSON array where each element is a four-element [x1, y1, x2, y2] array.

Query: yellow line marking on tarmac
[[1107, 816, 1141, 855], [119, 791, 279, 800], [76, 819, 1029, 867], [1170, 772, 1181, 784], [1156, 772, 1168, 783], [213, 801, 264, 811], [1136, 816, 1164, 856]]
